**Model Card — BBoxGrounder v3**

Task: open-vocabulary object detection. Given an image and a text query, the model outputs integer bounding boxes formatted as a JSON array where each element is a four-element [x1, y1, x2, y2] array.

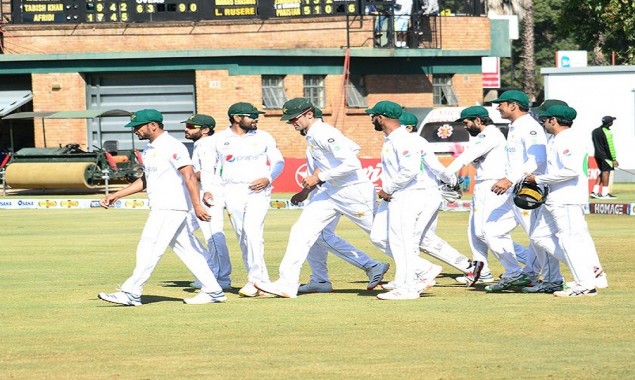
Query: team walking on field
[[97, 89, 608, 305]]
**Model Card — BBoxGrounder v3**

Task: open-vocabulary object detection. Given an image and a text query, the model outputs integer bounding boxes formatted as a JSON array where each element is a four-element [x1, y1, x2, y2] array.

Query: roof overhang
[[0, 91, 33, 117]]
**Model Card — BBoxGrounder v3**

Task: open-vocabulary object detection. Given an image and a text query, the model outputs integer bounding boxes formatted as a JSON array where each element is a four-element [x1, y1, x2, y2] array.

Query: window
[[262, 75, 288, 109], [433, 74, 459, 106], [346, 75, 368, 108], [303, 75, 326, 108]]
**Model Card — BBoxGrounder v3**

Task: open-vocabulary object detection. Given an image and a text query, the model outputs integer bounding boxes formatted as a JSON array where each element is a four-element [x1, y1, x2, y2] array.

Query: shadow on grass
[[161, 280, 239, 295], [142, 294, 184, 304], [95, 294, 183, 306]]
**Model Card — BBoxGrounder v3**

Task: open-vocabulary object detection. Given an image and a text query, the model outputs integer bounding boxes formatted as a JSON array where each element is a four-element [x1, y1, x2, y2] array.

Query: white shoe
[[377, 289, 420, 300], [254, 280, 298, 298], [381, 281, 397, 291], [366, 262, 390, 290], [238, 282, 259, 297], [594, 267, 608, 289], [98, 291, 141, 306], [415, 264, 442, 292], [456, 271, 495, 284], [183, 291, 227, 304], [554, 285, 597, 297], [298, 281, 333, 293]]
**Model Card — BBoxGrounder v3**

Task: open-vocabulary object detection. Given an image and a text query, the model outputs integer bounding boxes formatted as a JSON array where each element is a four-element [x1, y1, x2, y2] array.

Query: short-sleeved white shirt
[[142, 132, 193, 211], [505, 114, 547, 183], [212, 128, 284, 185], [381, 127, 425, 194], [446, 124, 507, 181], [306, 120, 368, 188], [535, 128, 589, 205]]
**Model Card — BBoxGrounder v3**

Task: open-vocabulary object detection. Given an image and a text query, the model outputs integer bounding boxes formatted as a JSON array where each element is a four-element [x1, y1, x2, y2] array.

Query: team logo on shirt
[[530, 131, 537, 135], [172, 153, 180, 160], [402, 150, 411, 157], [436, 124, 454, 139], [226, 154, 235, 162], [562, 149, 571, 156]]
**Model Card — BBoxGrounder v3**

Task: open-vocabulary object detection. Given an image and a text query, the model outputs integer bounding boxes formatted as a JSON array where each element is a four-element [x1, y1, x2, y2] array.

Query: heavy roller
[[1, 109, 143, 193]]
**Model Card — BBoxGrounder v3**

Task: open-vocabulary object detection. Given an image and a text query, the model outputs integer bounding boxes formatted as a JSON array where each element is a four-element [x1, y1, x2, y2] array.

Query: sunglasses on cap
[[236, 113, 259, 119], [287, 109, 311, 124]]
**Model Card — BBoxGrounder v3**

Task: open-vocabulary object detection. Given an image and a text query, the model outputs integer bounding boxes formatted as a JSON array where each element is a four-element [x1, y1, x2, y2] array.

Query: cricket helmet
[[513, 179, 548, 210]]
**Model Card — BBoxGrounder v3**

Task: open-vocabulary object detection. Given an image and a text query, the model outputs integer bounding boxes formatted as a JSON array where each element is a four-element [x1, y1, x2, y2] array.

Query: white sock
[[592, 185, 599, 194], [601, 186, 608, 196]]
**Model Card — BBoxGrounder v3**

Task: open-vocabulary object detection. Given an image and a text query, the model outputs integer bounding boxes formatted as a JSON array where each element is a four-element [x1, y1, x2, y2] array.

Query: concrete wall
[[542, 66, 635, 181]]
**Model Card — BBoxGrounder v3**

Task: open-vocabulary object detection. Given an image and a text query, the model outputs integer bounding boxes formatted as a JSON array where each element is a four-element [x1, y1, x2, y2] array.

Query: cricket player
[[182, 113, 232, 291], [444, 106, 528, 287], [255, 98, 391, 298], [397, 111, 484, 287], [201, 102, 284, 298], [526, 105, 599, 296], [488, 90, 561, 292], [98, 109, 226, 306], [368, 101, 441, 300]]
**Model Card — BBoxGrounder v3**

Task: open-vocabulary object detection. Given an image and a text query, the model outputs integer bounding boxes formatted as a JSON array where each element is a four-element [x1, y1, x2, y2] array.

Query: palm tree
[[487, 0, 536, 102]]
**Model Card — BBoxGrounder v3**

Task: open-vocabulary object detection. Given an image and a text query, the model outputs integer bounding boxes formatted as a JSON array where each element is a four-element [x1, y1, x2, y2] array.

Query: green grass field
[[1, 185, 634, 379]]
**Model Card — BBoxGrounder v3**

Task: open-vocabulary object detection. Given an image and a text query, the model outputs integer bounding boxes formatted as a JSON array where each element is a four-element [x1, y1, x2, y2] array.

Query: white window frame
[[433, 74, 459, 106], [303, 75, 326, 109], [346, 74, 368, 108], [262, 75, 288, 109]]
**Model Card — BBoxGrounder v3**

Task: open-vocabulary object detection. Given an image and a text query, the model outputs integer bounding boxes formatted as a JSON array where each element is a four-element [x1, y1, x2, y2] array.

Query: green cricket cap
[[531, 99, 568, 115], [365, 101, 403, 119], [124, 109, 163, 128], [227, 102, 265, 117], [281, 98, 314, 121], [181, 114, 216, 129], [491, 90, 530, 108], [539, 104, 577, 121], [399, 112, 418, 127], [455, 106, 489, 122]]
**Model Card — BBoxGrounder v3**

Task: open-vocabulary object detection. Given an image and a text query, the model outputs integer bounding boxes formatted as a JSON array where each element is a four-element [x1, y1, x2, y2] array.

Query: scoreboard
[[12, 0, 360, 23]]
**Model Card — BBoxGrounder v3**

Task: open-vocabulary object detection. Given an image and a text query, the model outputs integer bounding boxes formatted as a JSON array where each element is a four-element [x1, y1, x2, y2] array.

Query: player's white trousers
[[306, 214, 380, 283], [188, 195, 232, 286], [479, 181, 525, 277], [420, 217, 470, 273], [224, 184, 271, 283], [371, 188, 438, 292], [121, 209, 222, 295], [530, 204, 596, 288], [278, 182, 378, 287]]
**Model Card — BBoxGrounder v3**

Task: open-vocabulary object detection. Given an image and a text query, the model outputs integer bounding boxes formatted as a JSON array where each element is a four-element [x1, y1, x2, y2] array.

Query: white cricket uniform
[[120, 132, 222, 295], [203, 127, 284, 284], [188, 134, 232, 286], [531, 129, 597, 288], [445, 124, 517, 275], [413, 133, 472, 273], [370, 127, 434, 293], [488, 114, 560, 280], [276, 120, 382, 288]]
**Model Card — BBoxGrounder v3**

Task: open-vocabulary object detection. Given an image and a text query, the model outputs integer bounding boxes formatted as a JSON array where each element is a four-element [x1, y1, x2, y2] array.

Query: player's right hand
[[99, 195, 117, 209], [203, 191, 214, 207]]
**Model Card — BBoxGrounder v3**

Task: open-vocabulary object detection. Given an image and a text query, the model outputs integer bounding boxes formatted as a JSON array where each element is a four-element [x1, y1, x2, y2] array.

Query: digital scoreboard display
[[12, 0, 360, 23]]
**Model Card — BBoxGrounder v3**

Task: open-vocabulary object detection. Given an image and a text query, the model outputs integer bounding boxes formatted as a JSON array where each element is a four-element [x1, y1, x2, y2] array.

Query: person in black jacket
[[591, 116, 619, 199]]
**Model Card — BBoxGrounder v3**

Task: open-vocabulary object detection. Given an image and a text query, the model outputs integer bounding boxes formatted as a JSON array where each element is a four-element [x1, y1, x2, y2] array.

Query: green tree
[[559, 0, 635, 64], [499, 0, 578, 100]]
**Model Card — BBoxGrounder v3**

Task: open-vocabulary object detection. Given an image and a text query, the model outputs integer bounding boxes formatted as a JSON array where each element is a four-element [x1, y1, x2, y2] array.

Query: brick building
[[0, 0, 511, 159]]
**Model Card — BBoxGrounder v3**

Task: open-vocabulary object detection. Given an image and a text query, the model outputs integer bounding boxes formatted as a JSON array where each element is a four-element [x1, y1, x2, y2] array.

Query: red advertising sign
[[271, 157, 476, 194], [273, 156, 602, 195]]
